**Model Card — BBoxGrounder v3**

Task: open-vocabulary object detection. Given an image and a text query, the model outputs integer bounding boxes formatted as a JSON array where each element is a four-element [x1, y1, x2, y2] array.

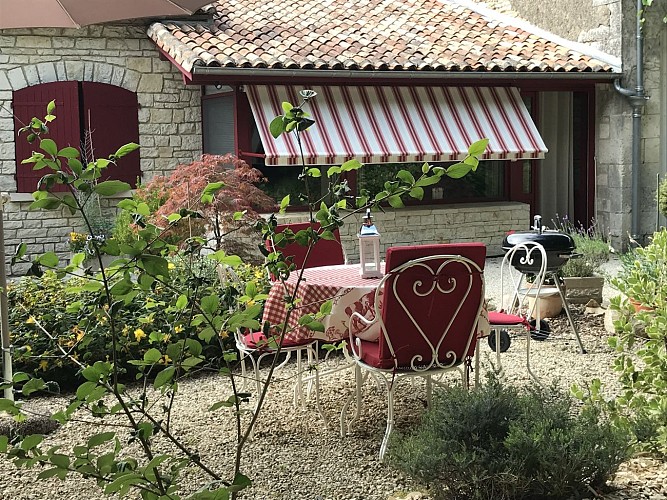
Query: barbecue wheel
[[488, 329, 511, 353], [529, 319, 551, 341]]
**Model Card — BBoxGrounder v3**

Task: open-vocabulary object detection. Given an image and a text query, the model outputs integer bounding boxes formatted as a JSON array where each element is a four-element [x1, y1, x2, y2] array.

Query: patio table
[[262, 264, 385, 345]]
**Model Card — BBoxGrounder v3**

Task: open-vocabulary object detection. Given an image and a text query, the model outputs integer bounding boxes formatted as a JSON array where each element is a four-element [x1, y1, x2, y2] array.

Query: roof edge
[[191, 65, 621, 82], [448, 0, 622, 72]]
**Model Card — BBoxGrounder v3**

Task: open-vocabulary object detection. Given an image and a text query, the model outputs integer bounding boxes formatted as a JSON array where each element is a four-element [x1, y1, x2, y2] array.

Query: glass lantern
[[358, 209, 382, 279]]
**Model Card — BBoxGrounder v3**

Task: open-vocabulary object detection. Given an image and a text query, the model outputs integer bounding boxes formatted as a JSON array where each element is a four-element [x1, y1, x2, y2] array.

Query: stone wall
[[0, 23, 203, 275], [596, 0, 667, 247], [271, 202, 530, 263]]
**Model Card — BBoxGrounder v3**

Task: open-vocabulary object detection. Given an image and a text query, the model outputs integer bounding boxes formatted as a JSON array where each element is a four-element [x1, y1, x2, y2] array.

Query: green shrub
[[589, 229, 667, 457], [389, 378, 629, 500], [8, 257, 270, 390]]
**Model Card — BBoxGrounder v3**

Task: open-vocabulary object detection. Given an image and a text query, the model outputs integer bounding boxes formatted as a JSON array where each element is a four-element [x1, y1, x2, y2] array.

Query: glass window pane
[[358, 161, 505, 202]]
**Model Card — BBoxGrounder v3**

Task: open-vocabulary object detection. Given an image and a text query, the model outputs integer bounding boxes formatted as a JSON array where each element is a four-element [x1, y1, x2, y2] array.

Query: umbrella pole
[[0, 192, 13, 401]]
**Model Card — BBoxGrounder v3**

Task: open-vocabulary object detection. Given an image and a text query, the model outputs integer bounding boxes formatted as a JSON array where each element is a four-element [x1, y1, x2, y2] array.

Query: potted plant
[[552, 217, 610, 304]]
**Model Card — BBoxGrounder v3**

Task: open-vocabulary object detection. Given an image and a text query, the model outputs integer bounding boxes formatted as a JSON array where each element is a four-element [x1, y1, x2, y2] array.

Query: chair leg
[[425, 375, 432, 407], [379, 379, 396, 462], [293, 348, 304, 407]]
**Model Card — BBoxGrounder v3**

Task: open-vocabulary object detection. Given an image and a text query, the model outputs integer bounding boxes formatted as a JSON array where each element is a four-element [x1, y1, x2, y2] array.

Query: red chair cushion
[[242, 331, 314, 349], [488, 311, 529, 326], [352, 338, 394, 369]]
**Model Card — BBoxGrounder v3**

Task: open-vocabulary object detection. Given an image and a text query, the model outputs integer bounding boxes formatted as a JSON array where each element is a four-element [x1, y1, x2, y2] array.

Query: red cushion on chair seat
[[488, 311, 529, 326], [350, 339, 394, 369], [242, 331, 314, 349]]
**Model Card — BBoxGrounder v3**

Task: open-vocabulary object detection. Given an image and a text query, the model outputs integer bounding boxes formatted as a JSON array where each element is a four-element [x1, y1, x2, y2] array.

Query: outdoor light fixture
[[358, 208, 382, 279]]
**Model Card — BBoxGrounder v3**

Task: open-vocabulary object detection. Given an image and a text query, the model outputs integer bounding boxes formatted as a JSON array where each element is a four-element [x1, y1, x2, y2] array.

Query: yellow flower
[[134, 328, 146, 342], [168, 262, 176, 270], [162, 334, 171, 343], [26, 316, 36, 324], [39, 360, 49, 371], [174, 324, 184, 334], [122, 326, 130, 336], [160, 354, 172, 364], [218, 330, 229, 339]]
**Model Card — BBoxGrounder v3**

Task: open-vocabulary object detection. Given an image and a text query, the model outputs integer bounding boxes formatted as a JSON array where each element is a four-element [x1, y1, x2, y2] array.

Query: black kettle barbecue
[[491, 215, 587, 354]]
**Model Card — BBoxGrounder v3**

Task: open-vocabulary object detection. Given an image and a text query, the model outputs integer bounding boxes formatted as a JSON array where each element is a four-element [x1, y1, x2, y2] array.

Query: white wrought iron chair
[[234, 328, 328, 427], [484, 241, 549, 384], [341, 243, 486, 461]]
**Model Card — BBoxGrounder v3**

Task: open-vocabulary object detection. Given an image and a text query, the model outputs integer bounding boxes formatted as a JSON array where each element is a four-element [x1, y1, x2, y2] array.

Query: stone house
[[477, 0, 667, 247], [1, 0, 631, 275]]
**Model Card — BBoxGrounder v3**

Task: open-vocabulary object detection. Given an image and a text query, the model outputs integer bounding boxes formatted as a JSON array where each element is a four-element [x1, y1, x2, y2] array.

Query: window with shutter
[[13, 81, 141, 193]]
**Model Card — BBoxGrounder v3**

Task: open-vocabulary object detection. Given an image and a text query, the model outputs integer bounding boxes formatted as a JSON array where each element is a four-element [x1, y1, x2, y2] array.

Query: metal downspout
[[614, 0, 649, 242]]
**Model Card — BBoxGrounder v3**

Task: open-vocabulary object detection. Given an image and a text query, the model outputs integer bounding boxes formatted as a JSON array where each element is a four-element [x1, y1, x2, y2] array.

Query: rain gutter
[[190, 66, 621, 82], [614, 0, 650, 242]]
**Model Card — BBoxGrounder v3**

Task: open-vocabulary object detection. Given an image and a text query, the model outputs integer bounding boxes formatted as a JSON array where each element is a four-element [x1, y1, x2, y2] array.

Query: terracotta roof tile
[[147, 0, 619, 74]]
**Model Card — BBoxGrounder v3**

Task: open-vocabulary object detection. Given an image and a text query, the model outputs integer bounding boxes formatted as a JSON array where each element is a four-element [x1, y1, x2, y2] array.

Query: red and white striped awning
[[246, 85, 547, 166]]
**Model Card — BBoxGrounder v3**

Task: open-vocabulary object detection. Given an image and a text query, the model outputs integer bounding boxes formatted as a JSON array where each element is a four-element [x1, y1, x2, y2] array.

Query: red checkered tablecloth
[[262, 264, 384, 344]]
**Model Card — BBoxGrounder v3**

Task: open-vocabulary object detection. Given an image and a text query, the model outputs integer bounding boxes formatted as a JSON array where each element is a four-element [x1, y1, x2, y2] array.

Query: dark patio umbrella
[[0, 0, 213, 29]]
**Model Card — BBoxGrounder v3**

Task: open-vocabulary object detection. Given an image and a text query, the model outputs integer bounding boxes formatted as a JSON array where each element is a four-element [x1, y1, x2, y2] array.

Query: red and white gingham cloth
[[262, 264, 383, 344]]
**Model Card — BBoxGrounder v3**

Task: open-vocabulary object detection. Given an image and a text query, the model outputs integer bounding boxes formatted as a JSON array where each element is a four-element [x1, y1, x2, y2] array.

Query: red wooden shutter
[[81, 82, 141, 187], [13, 81, 80, 192]]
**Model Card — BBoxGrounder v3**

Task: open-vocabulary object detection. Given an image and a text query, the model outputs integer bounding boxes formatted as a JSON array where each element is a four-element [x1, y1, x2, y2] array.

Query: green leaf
[[446, 162, 473, 179], [113, 143, 139, 158], [117, 199, 137, 211], [20, 434, 43, 450], [414, 175, 442, 187], [88, 432, 115, 448], [29, 197, 61, 211], [0, 435, 8, 453], [409, 186, 424, 200], [340, 159, 362, 172], [229, 472, 252, 493], [467, 138, 489, 156], [38, 467, 67, 480], [320, 300, 333, 316], [306, 321, 325, 333], [94, 180, 131, 196], [68, 158, 83, 176], [38, 252, 59, 267], [201, 295, 220, 315], [463, 155, 479, 168], [176, 294, 188, 310], [269, 116, 285, 139], [40, 138, 57, 157], [57, 146, 79, 159], [110, 279, 133, 297], [136, 202, 150, 216], [154, 366, 175, 389], [201, 182, 225, 204], [76, 381, 98, 400], [46, 99, 56, 114], [306, 168, 321, 178], [327, 166, 342, 177], [281, 101, 294, 114], [397, 169, 416, 184], [13, 372, 30, 383], [13, 242, 27, 264], [144, 348, 162, 364], [141, 255, 170, 277], [279, 194, 290, 213], [387, 195, 404, 208]]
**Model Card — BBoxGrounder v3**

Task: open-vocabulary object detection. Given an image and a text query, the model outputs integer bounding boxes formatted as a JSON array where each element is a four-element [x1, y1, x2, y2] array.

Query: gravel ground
[[1, 256, 666, 500]]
